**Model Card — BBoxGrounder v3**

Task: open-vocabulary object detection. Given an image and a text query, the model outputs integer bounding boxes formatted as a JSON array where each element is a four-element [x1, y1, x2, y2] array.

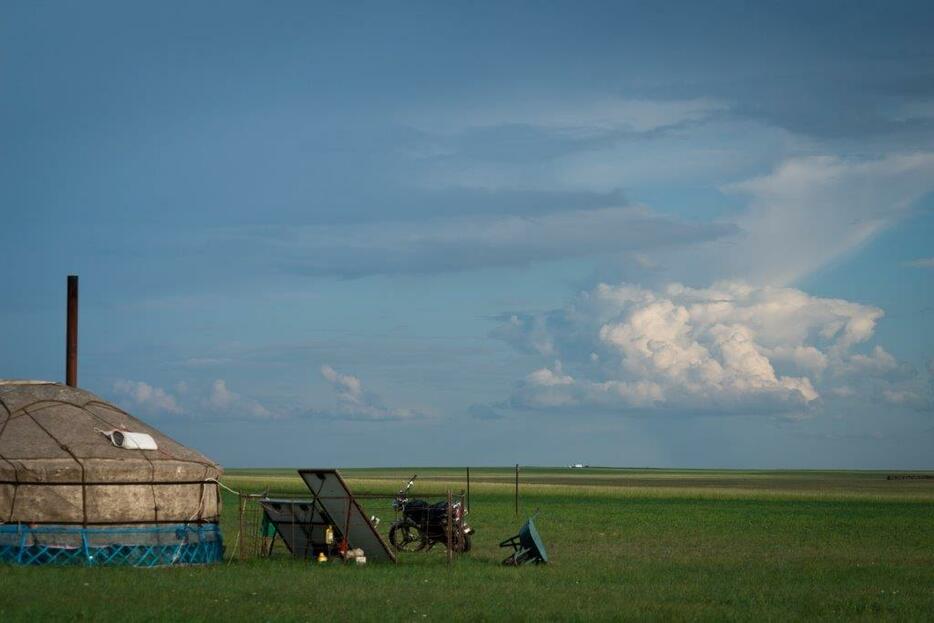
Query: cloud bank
[[408, 96, 728, 137], [495, 281, 932, 416], [250, 205, 735, 277]]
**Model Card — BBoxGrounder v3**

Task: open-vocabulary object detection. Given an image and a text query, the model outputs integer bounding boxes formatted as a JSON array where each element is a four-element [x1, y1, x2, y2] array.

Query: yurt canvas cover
[[0, 381, 223, 566]]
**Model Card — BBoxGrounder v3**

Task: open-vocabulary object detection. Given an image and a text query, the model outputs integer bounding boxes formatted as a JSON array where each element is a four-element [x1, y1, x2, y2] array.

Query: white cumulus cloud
[[113, 380, 184, 415], [114, 378, 275, 419], [319, 365, 427, 420], [206, 379, 275, 419], [496, 281, 932, 415]]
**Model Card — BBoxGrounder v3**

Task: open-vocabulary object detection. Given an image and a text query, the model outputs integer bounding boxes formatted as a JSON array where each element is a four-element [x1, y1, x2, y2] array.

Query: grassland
[[1, 467, 933, 621]]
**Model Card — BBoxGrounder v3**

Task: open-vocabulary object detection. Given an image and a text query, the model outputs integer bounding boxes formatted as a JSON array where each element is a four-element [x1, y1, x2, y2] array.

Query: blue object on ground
[[500, 516, 548, 565]]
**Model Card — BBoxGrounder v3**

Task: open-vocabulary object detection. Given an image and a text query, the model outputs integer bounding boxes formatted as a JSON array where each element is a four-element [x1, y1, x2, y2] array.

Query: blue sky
[[2, 1, 933, 468]]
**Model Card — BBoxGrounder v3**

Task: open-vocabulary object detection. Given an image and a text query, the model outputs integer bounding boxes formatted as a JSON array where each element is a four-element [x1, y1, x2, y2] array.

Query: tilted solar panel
[[259, 469, 395, 563]]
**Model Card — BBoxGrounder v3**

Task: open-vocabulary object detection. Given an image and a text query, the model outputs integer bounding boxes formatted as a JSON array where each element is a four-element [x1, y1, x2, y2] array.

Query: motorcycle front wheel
[[389, 521, 428, 552]]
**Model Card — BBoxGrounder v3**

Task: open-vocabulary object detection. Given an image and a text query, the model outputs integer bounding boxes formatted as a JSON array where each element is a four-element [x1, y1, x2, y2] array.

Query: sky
[[1, 0, 933, 469]]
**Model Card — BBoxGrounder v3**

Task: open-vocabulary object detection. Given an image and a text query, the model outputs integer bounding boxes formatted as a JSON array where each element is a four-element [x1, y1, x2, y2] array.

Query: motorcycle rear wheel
[[389, 521, 428, 552], [456, 532, 472, 553]]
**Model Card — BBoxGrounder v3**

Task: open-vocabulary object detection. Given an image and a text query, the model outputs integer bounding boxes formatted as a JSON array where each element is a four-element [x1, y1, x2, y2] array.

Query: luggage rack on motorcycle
[[257, 469, 397, 563]]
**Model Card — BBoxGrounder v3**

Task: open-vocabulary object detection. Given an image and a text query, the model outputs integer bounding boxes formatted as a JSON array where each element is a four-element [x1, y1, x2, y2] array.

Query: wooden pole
[[458, 491, 466, 557], [466, 466, 470, 513], [446, 489, 453, 564], [238, 494, 246, 562], [515, 464, 519, 517]]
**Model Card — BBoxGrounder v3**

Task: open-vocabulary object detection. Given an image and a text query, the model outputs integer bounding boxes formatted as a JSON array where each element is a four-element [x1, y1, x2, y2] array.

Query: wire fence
[[232, 488, 467, 562]]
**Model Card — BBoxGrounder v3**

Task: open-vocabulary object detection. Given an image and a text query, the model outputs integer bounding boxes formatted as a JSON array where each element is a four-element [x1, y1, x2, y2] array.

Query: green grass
[[2, 468, 933, 621]]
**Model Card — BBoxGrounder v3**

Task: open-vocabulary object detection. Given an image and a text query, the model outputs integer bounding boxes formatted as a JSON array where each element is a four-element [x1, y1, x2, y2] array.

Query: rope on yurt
[[200, 478, 244, 565], [206, 478, 241, 496], [81, 401, 164, 523], [24, 408, 88, 525], [0, 400, 14, 525]]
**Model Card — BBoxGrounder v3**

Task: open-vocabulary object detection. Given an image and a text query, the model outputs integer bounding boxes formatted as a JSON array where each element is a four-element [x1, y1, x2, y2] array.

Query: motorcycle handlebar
[[397, 474, 418, 497]]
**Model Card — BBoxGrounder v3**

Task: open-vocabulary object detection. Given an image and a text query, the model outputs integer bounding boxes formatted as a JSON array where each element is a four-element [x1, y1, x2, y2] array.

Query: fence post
[[466, 466, 470, 513], [446, 489, 453, 564], [238, 494, 246, 562], [515, 464, 519, 517]]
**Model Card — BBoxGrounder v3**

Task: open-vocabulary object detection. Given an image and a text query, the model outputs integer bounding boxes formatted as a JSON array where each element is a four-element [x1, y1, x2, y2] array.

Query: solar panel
[[259, 498, 327, 560], [259, 469, 396, 563], [298, 469, 395, 563]]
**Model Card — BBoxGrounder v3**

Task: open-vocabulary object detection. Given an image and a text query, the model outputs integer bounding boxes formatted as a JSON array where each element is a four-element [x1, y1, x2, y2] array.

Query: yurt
[[0, 380, 223, 566]]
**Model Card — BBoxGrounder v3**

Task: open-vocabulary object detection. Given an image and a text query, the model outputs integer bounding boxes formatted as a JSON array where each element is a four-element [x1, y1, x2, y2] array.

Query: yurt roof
[[0, 381, 221, 484]]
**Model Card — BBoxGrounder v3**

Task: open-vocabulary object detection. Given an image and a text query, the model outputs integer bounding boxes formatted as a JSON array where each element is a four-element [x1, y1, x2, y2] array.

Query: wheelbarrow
[[500, 515, 548, 565]]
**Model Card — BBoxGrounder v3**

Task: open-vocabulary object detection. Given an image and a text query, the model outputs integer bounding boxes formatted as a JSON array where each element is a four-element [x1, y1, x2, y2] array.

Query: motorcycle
[[388, 474, 474, 553]]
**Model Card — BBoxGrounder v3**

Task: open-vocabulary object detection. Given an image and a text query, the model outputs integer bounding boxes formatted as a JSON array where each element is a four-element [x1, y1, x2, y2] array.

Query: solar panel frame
[[258, 469, 396, 563], [297, 469, 396, 563], [259, 498, 329, 560]]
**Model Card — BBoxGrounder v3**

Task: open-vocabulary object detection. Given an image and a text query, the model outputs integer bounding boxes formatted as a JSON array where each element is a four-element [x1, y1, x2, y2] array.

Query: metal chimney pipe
[[66, 275, 78, 387]]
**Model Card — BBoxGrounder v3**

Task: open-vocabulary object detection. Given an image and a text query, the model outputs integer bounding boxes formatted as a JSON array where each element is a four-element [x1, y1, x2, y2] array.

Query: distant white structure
[[569, 463, 585, 469]]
